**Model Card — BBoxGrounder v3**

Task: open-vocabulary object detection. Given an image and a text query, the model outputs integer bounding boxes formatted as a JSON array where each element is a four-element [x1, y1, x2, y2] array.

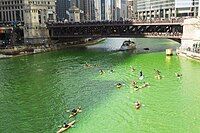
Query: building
[[127, 0, 137, 19], [69, 4, 80, 22], [56, 0, 71, 21], [101, 0, 106, 20], [178, 0, 200, 59], [93, 0, 101, 20], [137, 0, 174, 20], [137, 0, 199, 20], [111, 0, 121, 20], [81, 0, 95, 21], [0, 0, 56, 44], [121, 0, 128, 20], [100, 0, 112, 20], [175, 0, 199, 17]]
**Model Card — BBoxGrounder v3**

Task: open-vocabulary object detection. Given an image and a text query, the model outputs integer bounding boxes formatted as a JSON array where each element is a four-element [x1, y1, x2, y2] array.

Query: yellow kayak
[[57, 120, 75, 133]]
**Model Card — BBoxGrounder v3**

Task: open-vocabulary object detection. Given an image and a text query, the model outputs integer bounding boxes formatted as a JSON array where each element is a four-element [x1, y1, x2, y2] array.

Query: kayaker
[[99, 69, 104, 75], [132, 80, 137, 86], [116, 83, 122, 88], [175, 73, 182, 78], [135, 101, 140, 106], [72, 109, 77, 113], [139, 70, 143, 77], [130, 66, 136, 72], [117, 83, 122, 86], [154, 69, 161, 75], [110, 69, 114, 73], [139, 70, 144, 80], [134, 100, 141, 109], [142, 82, 149, 88], [63, 122, 69, 128]]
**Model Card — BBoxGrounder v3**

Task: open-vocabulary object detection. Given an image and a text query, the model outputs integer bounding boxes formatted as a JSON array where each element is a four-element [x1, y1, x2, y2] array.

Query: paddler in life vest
[[116, 83, 122, 88], [134, 100, 141, 109], [71, 107, 81, 113], [63, 122, 69, 128], [99, 69, 104, 75], [139, 70, 144, 80]]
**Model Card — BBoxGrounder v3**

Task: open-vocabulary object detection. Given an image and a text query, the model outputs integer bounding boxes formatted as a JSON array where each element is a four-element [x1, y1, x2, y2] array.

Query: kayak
[[139, 75, 144, 80], [57, 120, 75, 133], [69, 109, 82, 118]]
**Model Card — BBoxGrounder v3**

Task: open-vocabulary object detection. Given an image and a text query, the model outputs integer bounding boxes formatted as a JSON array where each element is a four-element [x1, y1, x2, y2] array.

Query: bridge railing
[[47, 18, 185, 27]]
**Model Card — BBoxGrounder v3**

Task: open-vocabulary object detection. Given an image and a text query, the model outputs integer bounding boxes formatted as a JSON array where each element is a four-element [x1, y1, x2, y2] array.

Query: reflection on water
[[87, 38, 180, 53], [0, 38, 200, 133]]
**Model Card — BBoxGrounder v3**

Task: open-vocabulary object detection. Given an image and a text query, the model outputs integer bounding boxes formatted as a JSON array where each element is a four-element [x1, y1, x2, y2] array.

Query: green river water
[[0, 38, 200, 133]]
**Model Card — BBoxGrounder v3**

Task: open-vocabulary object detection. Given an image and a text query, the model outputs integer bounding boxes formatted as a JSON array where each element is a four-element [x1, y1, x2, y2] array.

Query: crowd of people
[[47, 18, 185, 26]]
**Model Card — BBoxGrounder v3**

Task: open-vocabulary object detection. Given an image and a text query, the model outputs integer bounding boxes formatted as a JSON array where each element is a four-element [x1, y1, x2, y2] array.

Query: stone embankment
[[176, 48, 200, 61], [0, 38, 105, 59]]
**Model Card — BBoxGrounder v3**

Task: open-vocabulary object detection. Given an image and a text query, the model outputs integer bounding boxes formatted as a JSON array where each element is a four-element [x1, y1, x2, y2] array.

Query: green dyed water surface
[[0, 38, 200, 133]]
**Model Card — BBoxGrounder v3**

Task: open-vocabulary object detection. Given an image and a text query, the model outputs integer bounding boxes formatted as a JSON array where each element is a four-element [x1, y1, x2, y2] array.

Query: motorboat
[[119, 40, 136, 51]]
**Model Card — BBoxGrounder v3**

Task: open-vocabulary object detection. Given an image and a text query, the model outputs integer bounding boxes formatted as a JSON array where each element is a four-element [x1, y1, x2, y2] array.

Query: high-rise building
[[94, 0, 101, 20], [101, 0, 106, 20], [175, 0, 199, 17], [137, 0, 199, 20], [100, 0, 112, 20], [127, 0, 137, 19], [105, 0, 112, 20], [0, 0, 56, 43], [121, 0, 128, 20], [76, 0, 95, 21], [56, 0, 71, 21], [111, 0, 121, 20]]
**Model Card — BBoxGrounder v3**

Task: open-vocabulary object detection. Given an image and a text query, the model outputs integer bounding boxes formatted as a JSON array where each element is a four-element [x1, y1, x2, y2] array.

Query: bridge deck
[[47, 20, 183, 40]]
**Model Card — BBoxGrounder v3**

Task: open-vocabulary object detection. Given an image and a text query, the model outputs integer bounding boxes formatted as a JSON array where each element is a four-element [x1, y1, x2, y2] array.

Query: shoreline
[[0, 38, 106, 59], [176, 49, 200, 61]]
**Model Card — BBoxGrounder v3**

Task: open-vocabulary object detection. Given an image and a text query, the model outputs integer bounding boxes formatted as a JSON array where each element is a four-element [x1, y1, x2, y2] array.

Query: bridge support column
[[149, 11, 152, 20], [174, 9, 177, 18], [163, 9, 166, 19], [194, 7, 197, 18], [145, 11, 147, 20], [137, 12, 140, 20], [141, 12, 144, 20], [169, 9, 172, 19], [154, 10, 156, 20]]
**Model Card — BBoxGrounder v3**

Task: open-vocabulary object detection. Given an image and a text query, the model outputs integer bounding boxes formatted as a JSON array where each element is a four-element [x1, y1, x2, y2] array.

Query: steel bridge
[[47, 20, 183, 42]]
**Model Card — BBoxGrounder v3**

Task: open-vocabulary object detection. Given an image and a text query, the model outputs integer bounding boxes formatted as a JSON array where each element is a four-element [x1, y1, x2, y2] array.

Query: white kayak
[[139, 75, 144, 80], [69, 109, 82, 118], [57, 120, 75, 133]]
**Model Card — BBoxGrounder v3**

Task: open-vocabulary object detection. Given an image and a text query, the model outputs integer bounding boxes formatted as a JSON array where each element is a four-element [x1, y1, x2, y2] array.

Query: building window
[[9, 11, 12, 21], [3, 11, 6, 21], [21, 10, 24, 21], [12, 11, 15, 21], [48, 14, 53, 20], [16, 10, 21, 21], [0, 12, 2, 21], [6, 11, 9, 21]]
